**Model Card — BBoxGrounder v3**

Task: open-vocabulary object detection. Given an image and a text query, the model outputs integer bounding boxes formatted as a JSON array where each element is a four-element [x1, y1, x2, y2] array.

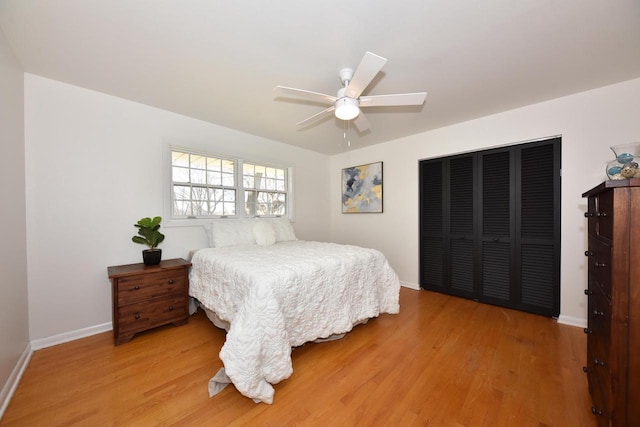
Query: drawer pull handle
[[134, 285, 140, 290], [594, 261, 606, 268], [584, 212, 594, 218], [596, 212, 607, 217], [593, 358, 605, 367], [591, 406, 603, 416], [584, 251, 593, 257], [593, 309, 604, 317], [168, 279, 175, 284], [584, 289, 592, 296], [582, 366, 592, 373], [134, 313, 140, 320], [169, 306, 174, 311], [583, 328, 592, 334]]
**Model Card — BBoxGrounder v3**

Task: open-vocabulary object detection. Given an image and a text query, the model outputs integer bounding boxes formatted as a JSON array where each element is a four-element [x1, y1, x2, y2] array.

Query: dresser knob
[[168, 279, 175, 284], [169, 306, 174, 311], [134, 285, 140, 290], [584, 250, 593, 257], [134, 313, 140, 320], [584, 289, 592, 295], [592, 406, 604, 416], [582, 366, 591, 373], [583, 328, 592, 334]]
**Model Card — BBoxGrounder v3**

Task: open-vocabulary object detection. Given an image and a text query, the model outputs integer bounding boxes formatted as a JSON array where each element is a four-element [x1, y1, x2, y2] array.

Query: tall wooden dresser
[[582, 179, 639, 426]]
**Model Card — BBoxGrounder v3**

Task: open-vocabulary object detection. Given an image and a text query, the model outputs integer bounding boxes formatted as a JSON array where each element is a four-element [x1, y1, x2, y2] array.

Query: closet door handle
[[595, 261, 607, 268], [584, 251, 593, 257], [584, 289, 592, 296]]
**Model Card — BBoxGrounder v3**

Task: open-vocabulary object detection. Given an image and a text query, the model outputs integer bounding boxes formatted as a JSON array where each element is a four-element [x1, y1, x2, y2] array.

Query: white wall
[[24, 75, 331, 340], [330, 78, 640, 325], [0, 30, 29, 407]]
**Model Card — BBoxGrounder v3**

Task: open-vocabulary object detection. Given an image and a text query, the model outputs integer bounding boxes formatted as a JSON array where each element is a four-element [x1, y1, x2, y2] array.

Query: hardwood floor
[[1, 288, 596, 426]]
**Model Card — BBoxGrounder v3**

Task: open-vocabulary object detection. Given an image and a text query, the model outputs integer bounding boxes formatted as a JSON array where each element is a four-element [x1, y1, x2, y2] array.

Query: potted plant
[[132, 216, 165, 266]]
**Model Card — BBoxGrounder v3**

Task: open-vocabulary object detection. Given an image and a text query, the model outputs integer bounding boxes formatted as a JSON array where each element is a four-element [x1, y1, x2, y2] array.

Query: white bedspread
[[189, 240, 400, 404]]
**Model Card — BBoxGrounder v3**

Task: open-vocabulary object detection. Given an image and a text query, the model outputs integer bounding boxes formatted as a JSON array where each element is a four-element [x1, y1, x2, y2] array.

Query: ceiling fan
[[275, 52, 427, 132]]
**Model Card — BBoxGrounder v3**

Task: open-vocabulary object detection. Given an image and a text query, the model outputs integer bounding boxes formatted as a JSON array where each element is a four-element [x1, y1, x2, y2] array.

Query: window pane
[[207, 157, 221, 172], [173, 166, 189, 183], [191, 169, 206, 184], [173, 200, 191, 216], [222, 172, 234, 187], [222, 160, 235, 174], [172, 151, 189, 167], [207, 171, 222, 186], [191, 186, 207, 201], [191, 155, 206, 170], [173, 185, 190, 200], [224, 189, 236, 201]]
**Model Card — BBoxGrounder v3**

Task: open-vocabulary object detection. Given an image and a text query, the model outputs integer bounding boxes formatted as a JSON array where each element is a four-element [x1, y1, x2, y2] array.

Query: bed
[[188, 217, 400, 404]]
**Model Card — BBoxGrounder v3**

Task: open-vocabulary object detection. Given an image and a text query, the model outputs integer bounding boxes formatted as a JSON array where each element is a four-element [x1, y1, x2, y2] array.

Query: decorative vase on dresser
[[582, 178, 639, 426], [107, 258, 191, 345]]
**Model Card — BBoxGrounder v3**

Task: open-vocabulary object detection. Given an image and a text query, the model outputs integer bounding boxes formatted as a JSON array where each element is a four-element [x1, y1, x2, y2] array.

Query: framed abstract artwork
[[341, 161, 383, 213]]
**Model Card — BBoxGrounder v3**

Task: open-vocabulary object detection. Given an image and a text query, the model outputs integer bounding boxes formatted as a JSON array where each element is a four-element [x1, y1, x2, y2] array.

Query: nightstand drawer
[[117, 295, 187, 335], [117, 270, 186, 305]]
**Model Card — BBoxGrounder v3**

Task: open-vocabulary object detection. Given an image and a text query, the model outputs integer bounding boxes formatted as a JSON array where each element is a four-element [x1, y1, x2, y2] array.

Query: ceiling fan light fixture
[[335, 97, 360, 120]]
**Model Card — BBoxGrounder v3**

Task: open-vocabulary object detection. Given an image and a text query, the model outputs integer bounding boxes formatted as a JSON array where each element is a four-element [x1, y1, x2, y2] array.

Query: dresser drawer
[[117, 295, 188, 335], [117, 269, 186, 305], [587, 236, 612, 297], [587, 193, 613, 240], [586, 344, 611, 425], [587, 282, 612, 365]]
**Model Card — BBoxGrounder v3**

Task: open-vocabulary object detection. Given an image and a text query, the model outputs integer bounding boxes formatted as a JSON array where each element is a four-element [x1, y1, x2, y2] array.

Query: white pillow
[[253, 221, 277, 246], [267, 217, 297, 242], [209, 219, 256, 247]]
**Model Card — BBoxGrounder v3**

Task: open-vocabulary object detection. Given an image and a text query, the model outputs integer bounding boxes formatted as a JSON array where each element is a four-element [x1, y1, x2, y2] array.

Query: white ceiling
[[1, 1, 639, 155]]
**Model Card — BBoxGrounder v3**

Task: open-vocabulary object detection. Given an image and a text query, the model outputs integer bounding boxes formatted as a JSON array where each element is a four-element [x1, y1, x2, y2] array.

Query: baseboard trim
[[0, 342, 33, 420], [557, 314, 587, 328], [400, 281, 420, 291], [30, 322, 112, 351]]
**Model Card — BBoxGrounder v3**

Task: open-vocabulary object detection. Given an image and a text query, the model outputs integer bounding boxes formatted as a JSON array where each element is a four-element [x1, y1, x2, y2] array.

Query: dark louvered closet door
[[419, 137, 560, 317], [449, 155, 475, 297], [480, 150, 513, 303], [419, 160, 444, 290], [518, 142, 560, 316]]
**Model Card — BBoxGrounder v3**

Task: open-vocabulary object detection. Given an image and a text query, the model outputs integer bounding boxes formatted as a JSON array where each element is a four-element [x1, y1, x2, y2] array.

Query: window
[[169, 148, 290, 220], [243, 163, 287, 216]]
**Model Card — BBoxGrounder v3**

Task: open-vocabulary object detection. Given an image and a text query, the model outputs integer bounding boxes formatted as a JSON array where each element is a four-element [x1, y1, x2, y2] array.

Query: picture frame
[[341, 161, 383, 213]]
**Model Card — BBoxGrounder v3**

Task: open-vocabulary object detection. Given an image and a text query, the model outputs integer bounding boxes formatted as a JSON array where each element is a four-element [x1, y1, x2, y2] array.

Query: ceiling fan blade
[[344, 52, 387, 99], [359, 92, 427, 107], [353, 111, 370, 132], [275, 86, 337, 105], [296, 106, 336, 127]]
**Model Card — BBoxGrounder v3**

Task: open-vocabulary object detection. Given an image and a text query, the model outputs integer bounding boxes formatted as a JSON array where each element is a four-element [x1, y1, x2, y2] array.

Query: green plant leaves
[[132, 216, 165, 249]]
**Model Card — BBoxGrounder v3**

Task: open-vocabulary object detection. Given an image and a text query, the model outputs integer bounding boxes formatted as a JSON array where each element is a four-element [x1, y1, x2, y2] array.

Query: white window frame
[[163, 145, 294, 227]]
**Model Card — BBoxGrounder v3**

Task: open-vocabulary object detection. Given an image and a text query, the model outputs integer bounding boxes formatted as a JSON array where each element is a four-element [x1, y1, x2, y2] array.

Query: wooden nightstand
[[107, 258, 191, 345]]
